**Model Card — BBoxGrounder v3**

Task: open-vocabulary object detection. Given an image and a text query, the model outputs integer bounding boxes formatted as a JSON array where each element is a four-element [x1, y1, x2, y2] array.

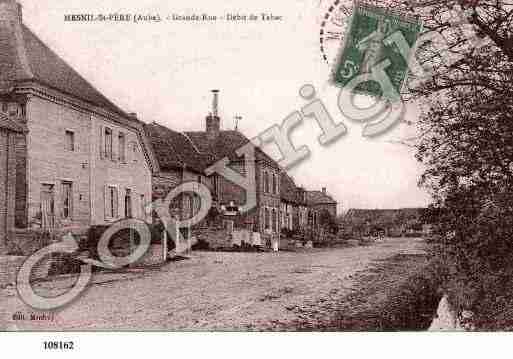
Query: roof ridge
[[180, 131, 203, 154], [20, 24, 128, 118]]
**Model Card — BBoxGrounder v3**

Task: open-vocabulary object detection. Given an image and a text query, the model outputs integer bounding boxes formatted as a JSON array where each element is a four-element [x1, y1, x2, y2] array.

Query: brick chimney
[[0, 0, 22, 24], [322, 187, 327, 194], [206, 90, 220, 141]]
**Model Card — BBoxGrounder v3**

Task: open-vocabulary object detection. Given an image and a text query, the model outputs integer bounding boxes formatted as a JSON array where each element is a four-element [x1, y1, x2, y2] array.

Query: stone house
[[144, 122, 213, 221], [0, 0, 157, 237], [307, 188, 338, 228], [183, 91, 283, 241], [0, 114, 26, 254]]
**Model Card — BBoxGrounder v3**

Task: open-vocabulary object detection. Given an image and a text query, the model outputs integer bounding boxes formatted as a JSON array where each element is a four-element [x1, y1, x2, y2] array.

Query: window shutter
[[112, 132, 117, 162], [114, 189, 119, 218], [104, 185, 109, 220], [59, 182, 64, 219], [99, 125, 104, 159]]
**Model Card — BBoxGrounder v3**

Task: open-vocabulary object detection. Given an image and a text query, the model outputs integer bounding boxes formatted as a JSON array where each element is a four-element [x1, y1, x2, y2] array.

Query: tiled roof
[[22, 26, 129, 117], [185, 130, 279, 167], [307, 190, 337, 205], [144, 123, 210, 173], [281, 173, 305, 204], [0, 16, 130, 118], [0, 113, 26, 132]]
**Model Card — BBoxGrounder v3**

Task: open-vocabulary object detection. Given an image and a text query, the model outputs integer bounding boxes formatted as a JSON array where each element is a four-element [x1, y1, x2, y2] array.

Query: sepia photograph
[[0, 0, 512, 355]]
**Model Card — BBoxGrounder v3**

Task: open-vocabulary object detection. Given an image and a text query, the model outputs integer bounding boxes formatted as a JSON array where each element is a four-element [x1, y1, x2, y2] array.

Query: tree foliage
[[399, 0, 513, 327]]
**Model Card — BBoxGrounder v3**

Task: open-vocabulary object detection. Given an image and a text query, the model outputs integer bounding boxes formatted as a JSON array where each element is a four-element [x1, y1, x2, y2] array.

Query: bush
[[430, 190, 513, 329]]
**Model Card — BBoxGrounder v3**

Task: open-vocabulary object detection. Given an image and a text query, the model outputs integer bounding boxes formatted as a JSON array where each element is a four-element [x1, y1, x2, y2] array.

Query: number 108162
[[43, 341, 75, 350]]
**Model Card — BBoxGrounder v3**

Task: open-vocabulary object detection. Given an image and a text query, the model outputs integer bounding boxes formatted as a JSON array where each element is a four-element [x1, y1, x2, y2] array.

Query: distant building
[[184, 91, 282, 239], [344, 208, 426, 237], [147, 91, 283, 243], [280, 174, 308, 232], [307, 188, 337, 228]]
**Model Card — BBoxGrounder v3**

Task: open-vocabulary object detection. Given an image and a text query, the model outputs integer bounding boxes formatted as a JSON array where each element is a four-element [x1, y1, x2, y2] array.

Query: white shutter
[[104, 185, 109, 220], [114, 188, 119, 218], [99, 125, 104, 159]]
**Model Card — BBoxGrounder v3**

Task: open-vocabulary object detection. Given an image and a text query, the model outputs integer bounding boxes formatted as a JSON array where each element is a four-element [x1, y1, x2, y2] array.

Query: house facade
[[307, 188, 337, 229], [183, 92, 283, 241], [280, 174, 308, 233], [0, 1, 156, 235], [144, 122, 213, 222]]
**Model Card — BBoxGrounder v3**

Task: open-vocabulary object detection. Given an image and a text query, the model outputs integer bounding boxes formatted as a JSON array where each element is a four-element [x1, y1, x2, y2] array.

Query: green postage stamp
[[333, 1, 423, 101]]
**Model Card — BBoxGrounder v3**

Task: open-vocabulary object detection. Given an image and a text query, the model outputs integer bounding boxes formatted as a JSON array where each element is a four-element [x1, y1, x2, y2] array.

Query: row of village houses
[[0, 0, 337, 253]]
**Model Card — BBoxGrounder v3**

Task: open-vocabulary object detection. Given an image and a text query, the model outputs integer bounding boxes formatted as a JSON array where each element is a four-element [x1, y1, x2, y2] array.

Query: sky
[[19, 0, 432, 213]]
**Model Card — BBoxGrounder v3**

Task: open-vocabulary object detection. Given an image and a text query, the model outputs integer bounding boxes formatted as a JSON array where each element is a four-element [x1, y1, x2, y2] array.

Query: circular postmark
[[319, 0, 354, 65]]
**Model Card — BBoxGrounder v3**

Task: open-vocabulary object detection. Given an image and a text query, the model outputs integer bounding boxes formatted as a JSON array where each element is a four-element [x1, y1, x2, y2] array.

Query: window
[[272, 209, 277, 232], [41, 184, 55, 229], [132, 142, 139, 162], [125, 189, 132, 218], [264, 171, 270, 193], [105, 186, 118, 219], [272, 174, 277, 194], [265, 208, 270, 230], [140, 194, 146, 219], [62, 182, 73, 220], [104, 128, 113, 160], [65, 130, 75, 151], [213, 175, 220, 199], [118, 133, 126, 162]]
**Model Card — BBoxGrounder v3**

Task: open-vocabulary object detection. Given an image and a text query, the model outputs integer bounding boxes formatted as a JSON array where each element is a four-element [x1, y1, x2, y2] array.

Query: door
[[41, 184, 55, 229]]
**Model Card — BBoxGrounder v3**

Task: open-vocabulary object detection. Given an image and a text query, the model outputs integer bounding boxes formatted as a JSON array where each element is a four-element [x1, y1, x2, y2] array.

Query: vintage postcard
[[0, 0, 512, 355]]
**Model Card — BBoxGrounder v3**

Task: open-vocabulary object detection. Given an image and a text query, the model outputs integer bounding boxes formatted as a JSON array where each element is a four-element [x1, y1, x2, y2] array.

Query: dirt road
[[0, 238, 425, 331]]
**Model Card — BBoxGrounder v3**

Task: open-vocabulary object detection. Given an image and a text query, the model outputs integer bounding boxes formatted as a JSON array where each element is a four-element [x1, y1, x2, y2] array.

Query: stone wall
[[25, 96, 153, 229], [0, 129, 18, 255], [26, 96, 92, 228]]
